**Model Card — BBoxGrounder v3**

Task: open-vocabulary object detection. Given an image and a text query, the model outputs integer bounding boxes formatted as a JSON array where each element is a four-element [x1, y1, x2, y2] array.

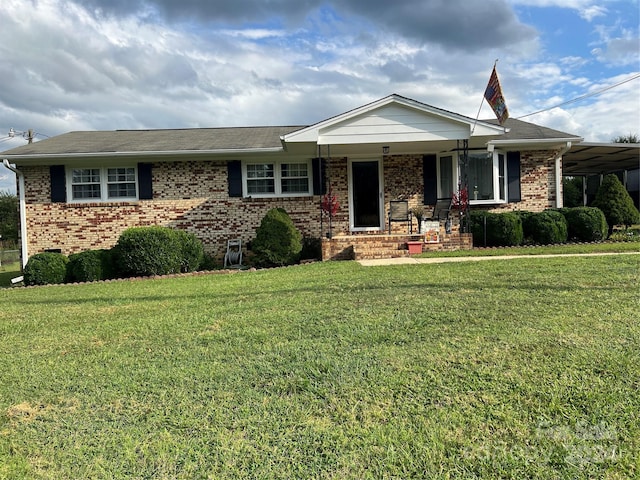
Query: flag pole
[[471, 59, 498, 135]]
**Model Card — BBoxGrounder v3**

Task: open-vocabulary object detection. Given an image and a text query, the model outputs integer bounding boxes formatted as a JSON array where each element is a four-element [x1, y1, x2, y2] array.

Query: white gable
[[283, 95, 507, 146], [317, 103, 470, 145]]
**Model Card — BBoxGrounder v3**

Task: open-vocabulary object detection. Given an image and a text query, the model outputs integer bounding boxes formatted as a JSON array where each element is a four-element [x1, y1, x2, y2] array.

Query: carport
[[562, 142, 640, 208]]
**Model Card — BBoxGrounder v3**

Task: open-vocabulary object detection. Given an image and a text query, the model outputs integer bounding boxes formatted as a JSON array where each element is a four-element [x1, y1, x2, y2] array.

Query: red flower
[[321, 186, 340, 216], [452, 187, 469, 210]]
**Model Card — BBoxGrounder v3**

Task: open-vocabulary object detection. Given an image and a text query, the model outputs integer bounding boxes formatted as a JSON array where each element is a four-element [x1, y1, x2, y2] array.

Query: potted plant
[[411, 206, 425, 233]]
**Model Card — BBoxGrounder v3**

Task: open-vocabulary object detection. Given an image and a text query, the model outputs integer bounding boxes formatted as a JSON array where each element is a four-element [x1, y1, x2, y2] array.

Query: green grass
[[1, 255, 639, 478]]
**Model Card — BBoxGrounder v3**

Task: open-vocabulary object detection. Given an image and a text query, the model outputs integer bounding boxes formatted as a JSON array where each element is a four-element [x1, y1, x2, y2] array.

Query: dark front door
[[351, 160, 382, 229]]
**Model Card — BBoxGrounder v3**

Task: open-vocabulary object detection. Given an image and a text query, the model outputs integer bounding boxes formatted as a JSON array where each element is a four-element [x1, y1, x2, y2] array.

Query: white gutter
[[3, 159, 28, 268], [487, 137, 582, 150]]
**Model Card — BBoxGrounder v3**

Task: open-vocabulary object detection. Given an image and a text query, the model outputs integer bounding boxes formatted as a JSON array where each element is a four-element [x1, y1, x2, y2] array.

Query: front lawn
[[1, 255, 638, 478]]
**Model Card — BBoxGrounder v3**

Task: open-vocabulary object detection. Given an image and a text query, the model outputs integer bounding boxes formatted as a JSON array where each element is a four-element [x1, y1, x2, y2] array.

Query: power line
[[516, 73, 640, 120]]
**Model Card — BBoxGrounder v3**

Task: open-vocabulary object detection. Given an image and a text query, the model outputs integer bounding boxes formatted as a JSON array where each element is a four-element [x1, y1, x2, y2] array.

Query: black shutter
[[423, 154, 437, 205], [507, 151, 521, 203], [312, 157, 327, 195], [137, 163, 153, 200], [50, 165, 66, 203], [228, 160, 243, 197]]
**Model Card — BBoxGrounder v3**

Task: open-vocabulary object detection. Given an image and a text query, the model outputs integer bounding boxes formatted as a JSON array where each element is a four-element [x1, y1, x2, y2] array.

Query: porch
[[321, 230, 473, 261]]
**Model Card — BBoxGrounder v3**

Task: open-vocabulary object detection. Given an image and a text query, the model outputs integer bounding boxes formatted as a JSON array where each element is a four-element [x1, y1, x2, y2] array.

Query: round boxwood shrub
[[24, 252, 69, 286], [523, 210, 568, 245], [563, 207, 608, 242], [470, 211, 523, 247], [66, 249, 115, 283], [252, 208, 302, 267], [114, 226, 183, 277], [174, 229, 204, 273]]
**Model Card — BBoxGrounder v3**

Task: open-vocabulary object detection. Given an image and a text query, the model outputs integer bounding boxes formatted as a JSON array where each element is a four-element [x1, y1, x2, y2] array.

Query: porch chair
[[223, 238, 243, 269], [388, 200, 411, 234], [428, 198, 452, 222]]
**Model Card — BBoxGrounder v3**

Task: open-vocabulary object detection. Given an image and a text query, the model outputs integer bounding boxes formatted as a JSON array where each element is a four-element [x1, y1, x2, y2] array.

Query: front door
[[349, 159, 383, 230]]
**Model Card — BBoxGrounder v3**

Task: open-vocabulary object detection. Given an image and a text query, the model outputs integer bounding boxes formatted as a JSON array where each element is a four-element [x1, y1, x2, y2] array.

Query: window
[[244, 161, 311, 197], [246, 164, 275, 194], [68, 166, 138, 202], [438, 150, 507, 204], [437, 155, 456, 198], [71, 169, 101, 200]]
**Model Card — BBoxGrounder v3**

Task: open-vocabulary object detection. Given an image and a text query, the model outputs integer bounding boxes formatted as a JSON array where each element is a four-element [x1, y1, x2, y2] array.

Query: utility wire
[[516, 72, 640, 119]]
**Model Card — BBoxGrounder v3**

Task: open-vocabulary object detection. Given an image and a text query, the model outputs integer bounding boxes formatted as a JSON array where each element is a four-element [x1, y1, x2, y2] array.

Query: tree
[[0, 192, 19, 247], [611, 133, 639, 143], [592, 174, 640, 233], [563, 176, 583, 208]]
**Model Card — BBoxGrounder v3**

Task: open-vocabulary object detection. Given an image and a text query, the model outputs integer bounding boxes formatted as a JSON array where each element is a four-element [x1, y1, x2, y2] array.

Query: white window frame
[[67, 166, 138, 203], [437, 150, 507, 205], [242, 160, 313, 198]]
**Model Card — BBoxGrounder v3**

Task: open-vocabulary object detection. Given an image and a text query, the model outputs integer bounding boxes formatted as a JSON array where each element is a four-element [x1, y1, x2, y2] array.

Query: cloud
[[78, 0, 537, 52]]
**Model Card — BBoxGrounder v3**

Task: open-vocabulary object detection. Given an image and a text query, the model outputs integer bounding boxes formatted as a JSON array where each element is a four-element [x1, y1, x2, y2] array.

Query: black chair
[[428, 198, 452, 222], [388, 200, 411, 233]]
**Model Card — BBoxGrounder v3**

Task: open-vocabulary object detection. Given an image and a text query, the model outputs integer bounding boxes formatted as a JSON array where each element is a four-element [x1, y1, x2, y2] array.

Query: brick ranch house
[[3, 94, 583, 265]]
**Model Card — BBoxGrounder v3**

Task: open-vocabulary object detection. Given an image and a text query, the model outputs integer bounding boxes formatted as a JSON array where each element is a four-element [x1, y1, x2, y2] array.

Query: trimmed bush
[[563, 207, 608, 242], [24, 252, 69, 286], [174, 229, 205, 273], [522, 210, 568, 245], [114, 226, 183, 277], [470, 211, 523, 247], [592, 174, 640, 232], [67, 250, 103, 283], [300, 237, 322, 261], [252, 208, 302, 267]]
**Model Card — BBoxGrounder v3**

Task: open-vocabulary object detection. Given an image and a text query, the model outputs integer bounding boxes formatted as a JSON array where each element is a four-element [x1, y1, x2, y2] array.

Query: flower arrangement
[[411, 206, 425, 222]]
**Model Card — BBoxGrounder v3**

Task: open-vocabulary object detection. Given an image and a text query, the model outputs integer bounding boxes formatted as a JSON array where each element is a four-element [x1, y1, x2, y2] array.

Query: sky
[[1, 0, 639, 193]]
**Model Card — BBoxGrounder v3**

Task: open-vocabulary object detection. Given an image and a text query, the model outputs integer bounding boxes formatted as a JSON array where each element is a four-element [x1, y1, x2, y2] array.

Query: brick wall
[[484, 149, 560, 213], [19, 149, 559, 260], [21, 162, 322, 259]]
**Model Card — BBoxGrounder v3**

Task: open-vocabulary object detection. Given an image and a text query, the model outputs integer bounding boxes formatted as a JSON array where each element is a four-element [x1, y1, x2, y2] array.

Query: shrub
[[522, 210, 568, 245], [252, 208, 302, 267], [592, 174, 640, 233], [562, 207, 608, 242], [67, 250, 106, 283], [470, 211, 523, 247], [198, 252, 218, 271], [114, 226, 183, 277], [24, 252, 69, 286], [174, 229, 204, 273], [300, 237, 322, 261]]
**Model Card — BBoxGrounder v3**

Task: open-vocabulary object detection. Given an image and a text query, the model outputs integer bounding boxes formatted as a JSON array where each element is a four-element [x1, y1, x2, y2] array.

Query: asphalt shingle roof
[[3, 115, 580, 158], [3, 126, 304, 156]]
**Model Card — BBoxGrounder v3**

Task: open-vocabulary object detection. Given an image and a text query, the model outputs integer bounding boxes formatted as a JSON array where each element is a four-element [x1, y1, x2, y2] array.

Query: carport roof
[[563, 142, 640, 176]]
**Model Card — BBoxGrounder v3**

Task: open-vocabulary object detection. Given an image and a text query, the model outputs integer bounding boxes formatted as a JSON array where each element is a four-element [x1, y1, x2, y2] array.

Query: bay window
[[437, 150, 508, 204]]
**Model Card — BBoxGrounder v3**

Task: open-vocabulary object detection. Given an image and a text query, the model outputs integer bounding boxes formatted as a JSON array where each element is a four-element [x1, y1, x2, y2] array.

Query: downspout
[[3, 159, 28, 268], [555, 142, 572, 208]]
